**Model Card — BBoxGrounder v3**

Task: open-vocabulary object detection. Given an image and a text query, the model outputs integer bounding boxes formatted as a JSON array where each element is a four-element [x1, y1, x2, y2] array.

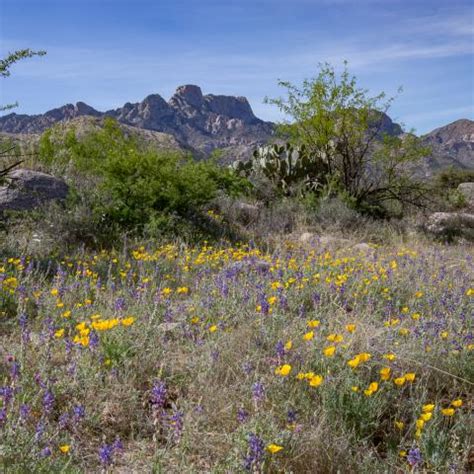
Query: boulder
[[0, 168, 68, 211], [425, 212, 474, 240], [457, 183, 474, 209]]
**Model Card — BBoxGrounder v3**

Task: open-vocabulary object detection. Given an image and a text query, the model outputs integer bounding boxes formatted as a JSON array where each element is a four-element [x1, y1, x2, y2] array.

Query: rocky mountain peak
[[170, 85, 204, 108], [424, 119, 474, 145]]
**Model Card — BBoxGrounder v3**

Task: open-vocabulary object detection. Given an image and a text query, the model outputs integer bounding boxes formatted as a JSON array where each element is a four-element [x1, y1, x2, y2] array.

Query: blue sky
[[0, 0, 473, 134]]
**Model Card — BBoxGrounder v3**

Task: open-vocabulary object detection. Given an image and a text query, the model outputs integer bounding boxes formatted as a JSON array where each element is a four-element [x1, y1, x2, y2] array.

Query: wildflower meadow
[[0, 240, 472, 472]]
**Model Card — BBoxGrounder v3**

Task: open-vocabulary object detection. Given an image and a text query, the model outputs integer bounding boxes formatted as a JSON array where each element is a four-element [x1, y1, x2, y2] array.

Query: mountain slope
[[421, 119, 474, 172]]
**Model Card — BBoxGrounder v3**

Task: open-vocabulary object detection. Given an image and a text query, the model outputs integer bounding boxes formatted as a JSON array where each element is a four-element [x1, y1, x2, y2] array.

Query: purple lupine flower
[[73, 405, 85, 421], [99, 438, 122, 466], [39, 447, 52, 458], [0, 386, 14, 405], [112, 438, 123, 452], [99, 444, 114, 466], [114, 297, 126, 312], [242, 362, 253, 375], [237, 408, 248, 423], [287, 409, 297, 424], [58, 413, 69, 429], [42, 390, 55, 414], [168, 409, 184, 440], [10, 362, 20, 380], [0, 408, 6, 425], [34, 421, 45, 442], [19, 404, 30, 420], [150, 381, 167, 412], [243, 433, 265, 471], [252, 381, 265, 402], [275, 340, 285, 358], [407, 447, 422, 467], [89, 331, 99, 349]]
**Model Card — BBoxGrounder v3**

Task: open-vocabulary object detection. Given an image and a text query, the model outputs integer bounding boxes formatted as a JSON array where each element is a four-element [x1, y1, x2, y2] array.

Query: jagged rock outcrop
[[0, 168, 69, 211], [0, 85, 274, 160]]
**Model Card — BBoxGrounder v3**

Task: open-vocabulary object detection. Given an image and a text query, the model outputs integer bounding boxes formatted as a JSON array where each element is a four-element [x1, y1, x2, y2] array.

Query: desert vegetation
[[0, 51, 473, 473]]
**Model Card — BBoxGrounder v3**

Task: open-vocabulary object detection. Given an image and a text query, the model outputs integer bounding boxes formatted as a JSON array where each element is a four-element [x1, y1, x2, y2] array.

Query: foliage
[[434, 167, 474, 190], [38, 118, 247, 237], [0, 48, 46, 111], [233, 143, 329, 197], [263, 62, 431, 215]]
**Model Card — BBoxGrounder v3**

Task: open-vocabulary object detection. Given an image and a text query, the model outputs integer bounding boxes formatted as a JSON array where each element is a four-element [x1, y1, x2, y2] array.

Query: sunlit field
[[1, 240, 472, 472]]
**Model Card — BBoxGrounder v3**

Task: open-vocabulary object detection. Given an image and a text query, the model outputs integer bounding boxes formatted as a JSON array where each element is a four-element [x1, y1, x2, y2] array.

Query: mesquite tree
[[265, 62, 430, 215]]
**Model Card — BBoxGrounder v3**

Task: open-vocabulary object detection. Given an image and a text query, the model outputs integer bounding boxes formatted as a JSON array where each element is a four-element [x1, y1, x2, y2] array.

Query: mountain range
[[0, 84, 472, 175]]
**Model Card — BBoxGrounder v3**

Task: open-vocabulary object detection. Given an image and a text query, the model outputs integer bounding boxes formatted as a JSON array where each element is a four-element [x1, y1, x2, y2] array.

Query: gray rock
[[457, 183, 474, 208], [0, 168, 68, 211], [425, 212, 474, 240], [352, 243, 375, 253], [157, 322, 181, 334], [233, 201, 261, 224]]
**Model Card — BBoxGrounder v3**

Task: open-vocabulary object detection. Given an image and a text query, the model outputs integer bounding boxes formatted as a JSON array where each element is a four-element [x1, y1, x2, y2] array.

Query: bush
[[37, 118, 248, 240]]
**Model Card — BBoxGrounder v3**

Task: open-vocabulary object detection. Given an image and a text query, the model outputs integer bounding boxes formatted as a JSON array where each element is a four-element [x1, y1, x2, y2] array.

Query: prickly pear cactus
[[232, 143, 329, 196]]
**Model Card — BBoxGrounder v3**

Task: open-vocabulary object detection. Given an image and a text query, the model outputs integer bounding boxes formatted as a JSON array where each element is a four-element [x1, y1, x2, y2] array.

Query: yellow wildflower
[[323, 346, 336, 357], [54, 329, 65, 339], [345, 324, 356, 333], [121, 317, 135, 326], [275, 364, 292, 376], [307, 320, 320, 328], [451, 399, 463, 408], [380, 367, 391, 381], [59, 444, 70, 454], [422, 404, 435, 412], [405, 373, 416, 382], [394, 421, 404, 430], [420, 412, 432, 422], [267, 444, 283, 454], [394, 377, 406, 387], [284, 340, 292, 351], [303, 331, 314, 341], [441, 408, 455, 416], [209, 325, 218, 333], [308, 374, 323, 387]]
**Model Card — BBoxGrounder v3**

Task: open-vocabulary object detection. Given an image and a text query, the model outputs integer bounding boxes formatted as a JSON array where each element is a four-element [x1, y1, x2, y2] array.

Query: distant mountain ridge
[[0, 85, 274, 160], [0, 85, 472, 173]]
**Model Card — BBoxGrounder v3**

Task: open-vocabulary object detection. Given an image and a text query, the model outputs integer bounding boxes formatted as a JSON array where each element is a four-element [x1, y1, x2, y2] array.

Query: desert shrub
[[37, 118, 247, 241], [434, 168, 474, 190]]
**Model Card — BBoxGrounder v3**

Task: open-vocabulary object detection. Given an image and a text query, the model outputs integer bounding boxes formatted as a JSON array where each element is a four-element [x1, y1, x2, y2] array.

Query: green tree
[[265, 62, 430, 215]]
